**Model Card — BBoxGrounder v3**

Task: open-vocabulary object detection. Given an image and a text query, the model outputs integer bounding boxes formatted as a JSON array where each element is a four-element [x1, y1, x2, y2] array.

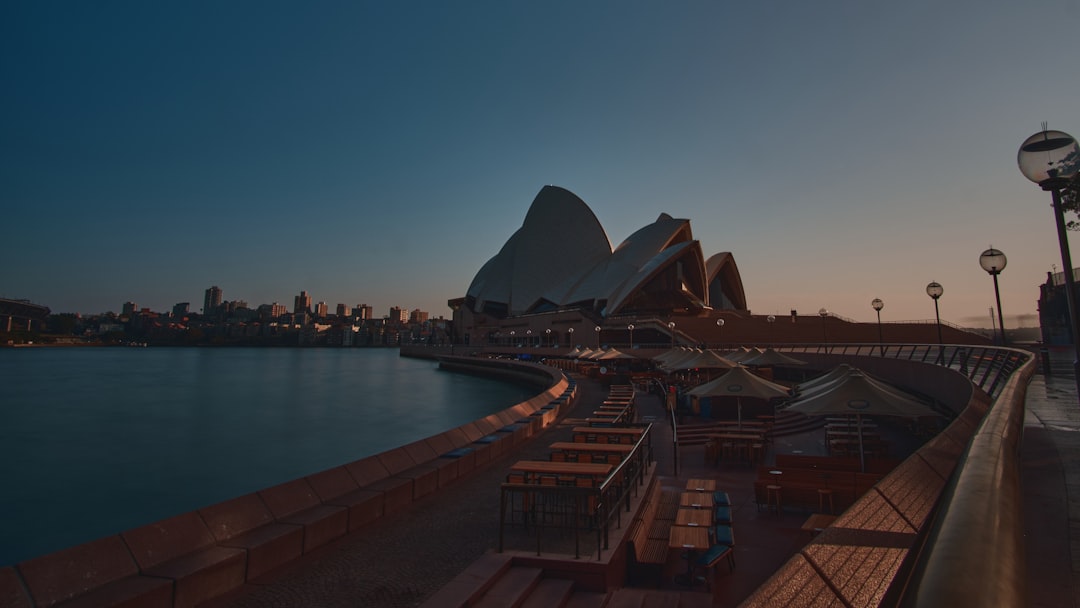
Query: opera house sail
[[454, 185, 746, 344]]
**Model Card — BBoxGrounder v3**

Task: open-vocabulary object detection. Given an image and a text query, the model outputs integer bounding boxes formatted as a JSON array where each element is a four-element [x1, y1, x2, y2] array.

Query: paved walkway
[[205, 353, 1080, 607], [1023, 350, 1080, 608], [206, 376, 617, 608]]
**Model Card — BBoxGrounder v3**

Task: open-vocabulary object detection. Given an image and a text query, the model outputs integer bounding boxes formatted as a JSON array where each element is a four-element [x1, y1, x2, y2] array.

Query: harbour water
[[0, 347, 533, 566]]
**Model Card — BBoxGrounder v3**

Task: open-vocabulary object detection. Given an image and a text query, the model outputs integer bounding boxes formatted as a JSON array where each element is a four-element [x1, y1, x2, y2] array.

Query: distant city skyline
[[4, 2, 1078, 328]]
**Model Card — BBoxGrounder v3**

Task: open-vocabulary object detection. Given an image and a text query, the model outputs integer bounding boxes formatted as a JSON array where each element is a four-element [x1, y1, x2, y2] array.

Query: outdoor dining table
[[509, 460, 613, 483], [685, 478, 716, 492], [679, 492, 715, 509], [669, 525, 711, 586], [548, 442, 633, 457], [675, 508, 713, 526], [572, 427, 644, 444], [572, 426, 643, 436]]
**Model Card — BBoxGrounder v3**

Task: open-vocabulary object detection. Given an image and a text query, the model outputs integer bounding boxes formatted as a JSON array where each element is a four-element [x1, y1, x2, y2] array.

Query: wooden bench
[[120, 511, 247, 608], [258, 479, 349, 554], [15, 536, 173, 608], [198, 492, 305, 580], [626, 481, 670, 574]]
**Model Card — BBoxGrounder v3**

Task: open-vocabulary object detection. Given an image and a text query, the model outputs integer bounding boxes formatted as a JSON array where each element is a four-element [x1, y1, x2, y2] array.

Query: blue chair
[[713, 491, 731, 506], [714, 505, 732, 525], [694, 543, 735, 588], [711, 524, 734, 547]]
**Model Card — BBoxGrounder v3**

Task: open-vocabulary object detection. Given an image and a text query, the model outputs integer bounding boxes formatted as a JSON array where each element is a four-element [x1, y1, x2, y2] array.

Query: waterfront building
[[315, 301, 328, 318], [352, 304, 373, 320], [335, 303, 348, 317], [294, 290, 312, 315], [203, 285, 222, 314], [410, 308, 429, 323], [1038, 268, 1080, 344], [389, 306, 408, 325], [121, 301, 137, 316], [172, 302, 190, 317]]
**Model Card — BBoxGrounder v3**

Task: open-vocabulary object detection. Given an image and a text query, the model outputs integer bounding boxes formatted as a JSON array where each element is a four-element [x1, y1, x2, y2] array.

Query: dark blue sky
[[4, 1, 1079, 325]]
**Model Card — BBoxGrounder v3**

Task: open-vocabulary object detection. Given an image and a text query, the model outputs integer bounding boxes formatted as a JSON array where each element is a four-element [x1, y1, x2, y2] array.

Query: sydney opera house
[[450, 185, 749, 347], [449, 185, 981, 349]]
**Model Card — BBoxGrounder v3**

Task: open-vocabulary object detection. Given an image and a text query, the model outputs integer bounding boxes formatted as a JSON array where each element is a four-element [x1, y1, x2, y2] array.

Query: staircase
[[421, 553, 713, 607], [769, 408, 825, 437]]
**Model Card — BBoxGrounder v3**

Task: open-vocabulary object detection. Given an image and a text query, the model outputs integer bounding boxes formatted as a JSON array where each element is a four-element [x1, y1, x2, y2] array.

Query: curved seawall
[[1, 352, 577, 608]]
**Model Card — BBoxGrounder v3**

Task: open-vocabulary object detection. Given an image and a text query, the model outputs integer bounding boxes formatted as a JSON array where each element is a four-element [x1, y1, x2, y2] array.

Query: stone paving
[[1022, 349, 1080, 608], [207, 375, 615, 608], [207, 351, 1080, 608]]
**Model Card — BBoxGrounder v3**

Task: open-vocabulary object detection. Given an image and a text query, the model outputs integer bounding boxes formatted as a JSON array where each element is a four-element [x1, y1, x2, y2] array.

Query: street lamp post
[[594, 325, 601, 350], [526, 329, 532, 347], [627, 324, 635, 350], [567, 327, 574, 348], [668, 321, 676, 349], [871, 298, 884, 356], [716, 318, 725, 348], [926, 282, 944, 362], [545, 328, 551, 348], [1019, 128, 1080, 394], [818, 308, 829, 352], [979, 247, 1008, 345], [767, 315, 775, 343]]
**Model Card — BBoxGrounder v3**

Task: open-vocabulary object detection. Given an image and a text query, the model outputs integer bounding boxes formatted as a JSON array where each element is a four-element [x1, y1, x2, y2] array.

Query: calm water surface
[[0, 347, 533, 566]]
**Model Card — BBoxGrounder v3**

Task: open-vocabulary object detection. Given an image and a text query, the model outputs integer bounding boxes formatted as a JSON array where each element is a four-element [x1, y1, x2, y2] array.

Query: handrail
[[893, 355, 1033, 607]]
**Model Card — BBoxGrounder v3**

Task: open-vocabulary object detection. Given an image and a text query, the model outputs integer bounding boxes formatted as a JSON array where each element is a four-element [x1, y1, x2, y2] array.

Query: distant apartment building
[[271, 302, 288, 318], [389, 306, 408, 325], [122, 302, 137, 316], [315, 301, 328, 318], [294, 291, 312, 315], [336, 303, 348, 317], [172, 302, 190, 317], [354, 304, 373, 320], [204, 286, 223, 314], [409, 308, 429, 323]]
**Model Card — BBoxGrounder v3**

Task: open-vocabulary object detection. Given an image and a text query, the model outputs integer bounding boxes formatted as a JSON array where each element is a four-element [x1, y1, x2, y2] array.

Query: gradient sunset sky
[[4, 1, 1079, 327]]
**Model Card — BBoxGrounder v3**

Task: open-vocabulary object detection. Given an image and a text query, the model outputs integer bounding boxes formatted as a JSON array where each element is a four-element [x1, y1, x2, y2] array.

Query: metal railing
[[771, 342, 1029, 400], [497, 423, 654, 559]]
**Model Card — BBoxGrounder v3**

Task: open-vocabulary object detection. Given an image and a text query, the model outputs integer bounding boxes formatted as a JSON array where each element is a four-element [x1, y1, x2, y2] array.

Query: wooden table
[[679, 492, 714, 509], [685, 479, 716, 492], [572, 426, 643, 436], [669, 525, 711, 586], [675, 508, 712, 526], [550, 442, 632, 454], [509, 460, 613, 483]]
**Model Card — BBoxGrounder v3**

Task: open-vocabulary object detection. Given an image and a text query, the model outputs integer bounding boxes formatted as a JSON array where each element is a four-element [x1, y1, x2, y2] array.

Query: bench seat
[[16, 536, 174, 608], [121, 512, 247, 608]]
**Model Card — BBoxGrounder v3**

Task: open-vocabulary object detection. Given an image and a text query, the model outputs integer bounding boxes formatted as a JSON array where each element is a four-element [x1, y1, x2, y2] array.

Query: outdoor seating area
[[751, 454, 899, 513], [498, 385, 654, 557], [626, 477, 736, 591]]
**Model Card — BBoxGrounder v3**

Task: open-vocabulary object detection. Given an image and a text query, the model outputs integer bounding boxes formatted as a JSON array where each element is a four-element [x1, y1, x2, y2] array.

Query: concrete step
[[520, 578, 575, 608], [473, 566, 543, 608], [606, 588, 712, 608], [563, 590, 609, 608]]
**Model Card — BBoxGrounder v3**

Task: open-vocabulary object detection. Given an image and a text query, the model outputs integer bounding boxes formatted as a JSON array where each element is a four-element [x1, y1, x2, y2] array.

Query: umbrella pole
[[857, 413, 865, 473]]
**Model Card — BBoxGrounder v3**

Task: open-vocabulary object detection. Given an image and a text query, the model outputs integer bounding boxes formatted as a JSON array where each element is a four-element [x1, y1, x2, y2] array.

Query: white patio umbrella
[[662, 350, 737, 372], [740, 348, 808, 367], [785, 370, 940, 471], [686, 366, 790, 429]]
